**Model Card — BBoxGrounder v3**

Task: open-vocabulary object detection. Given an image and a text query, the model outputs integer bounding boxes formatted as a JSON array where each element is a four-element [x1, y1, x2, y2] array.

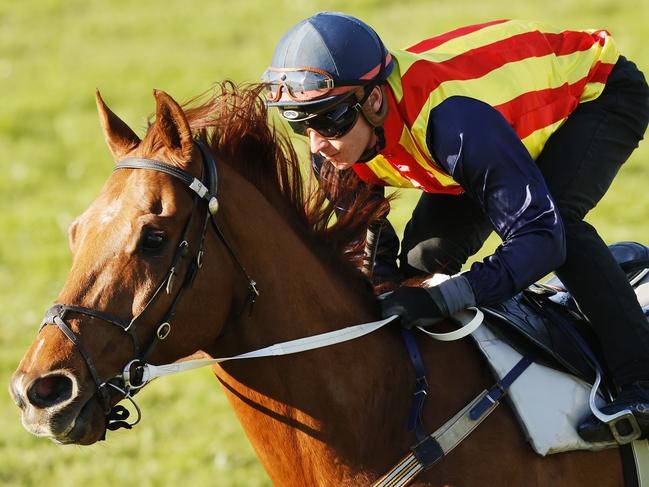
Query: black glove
[[379, 286, 450, 329]]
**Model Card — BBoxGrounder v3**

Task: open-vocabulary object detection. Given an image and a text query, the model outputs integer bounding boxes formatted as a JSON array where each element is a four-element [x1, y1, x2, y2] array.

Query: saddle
[[479, 241, 649, 396]]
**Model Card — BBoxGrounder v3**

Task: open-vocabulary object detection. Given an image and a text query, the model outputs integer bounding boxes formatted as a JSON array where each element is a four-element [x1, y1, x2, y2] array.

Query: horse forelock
[[169, 81, 391, 284]]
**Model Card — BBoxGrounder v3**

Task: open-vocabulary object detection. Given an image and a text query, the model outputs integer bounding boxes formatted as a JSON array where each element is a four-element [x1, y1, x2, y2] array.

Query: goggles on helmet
[[262, 66, 378, 103], [282, 101, 363, 139]]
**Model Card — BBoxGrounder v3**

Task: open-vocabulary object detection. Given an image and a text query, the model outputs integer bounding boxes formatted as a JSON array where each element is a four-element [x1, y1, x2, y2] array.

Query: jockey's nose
[[309, 129, 331, 155], [25, 373, 74, 409]]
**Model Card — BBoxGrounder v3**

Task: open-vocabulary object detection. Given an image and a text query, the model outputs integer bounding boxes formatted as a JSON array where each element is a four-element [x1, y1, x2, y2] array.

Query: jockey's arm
[[426, 96, 566, 308]]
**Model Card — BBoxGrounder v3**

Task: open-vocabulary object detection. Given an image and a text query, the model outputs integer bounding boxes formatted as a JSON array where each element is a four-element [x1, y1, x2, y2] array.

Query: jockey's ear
[[369, 85, 383, 113], [152, 89, 193, 167], [359, 85, 388, 127], [96, 90, 141, 160]]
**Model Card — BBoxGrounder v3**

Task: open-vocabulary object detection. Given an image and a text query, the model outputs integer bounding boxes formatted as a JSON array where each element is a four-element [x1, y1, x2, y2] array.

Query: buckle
[[122, 359, 147, 390], [607, 409, 642, 445], [588, 370, 643, 445]]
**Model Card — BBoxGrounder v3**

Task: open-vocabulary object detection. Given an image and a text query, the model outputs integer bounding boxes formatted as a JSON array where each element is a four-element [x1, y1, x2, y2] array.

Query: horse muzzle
[[9, 369, 108, 445]]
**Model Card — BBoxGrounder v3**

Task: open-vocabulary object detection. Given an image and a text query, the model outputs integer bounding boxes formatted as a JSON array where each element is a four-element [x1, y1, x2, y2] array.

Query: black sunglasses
[[284, 102, 362, 139]]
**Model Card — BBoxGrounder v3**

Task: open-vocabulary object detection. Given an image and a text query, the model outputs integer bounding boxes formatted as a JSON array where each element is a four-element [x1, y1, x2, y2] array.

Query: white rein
[[121, 308, 484, 390]]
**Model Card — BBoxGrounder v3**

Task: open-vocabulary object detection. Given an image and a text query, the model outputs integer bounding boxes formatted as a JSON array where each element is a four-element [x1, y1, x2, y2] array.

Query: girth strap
[[373, 355, 533, 487]]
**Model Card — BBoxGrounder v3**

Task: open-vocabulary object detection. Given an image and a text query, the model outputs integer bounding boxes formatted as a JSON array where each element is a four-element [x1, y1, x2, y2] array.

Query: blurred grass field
[[1, 0, 648, 485]]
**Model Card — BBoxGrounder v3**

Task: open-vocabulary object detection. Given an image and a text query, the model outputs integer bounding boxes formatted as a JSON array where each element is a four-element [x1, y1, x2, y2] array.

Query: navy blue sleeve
[[426, 96, 566, 306]]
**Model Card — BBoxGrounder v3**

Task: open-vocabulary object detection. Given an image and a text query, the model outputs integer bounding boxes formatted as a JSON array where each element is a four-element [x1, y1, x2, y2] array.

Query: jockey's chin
[[327, 159, 356, 170]]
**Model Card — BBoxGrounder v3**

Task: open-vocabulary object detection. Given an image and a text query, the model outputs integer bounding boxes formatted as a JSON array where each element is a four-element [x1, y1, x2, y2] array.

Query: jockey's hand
[[379, 286, 450, 329]]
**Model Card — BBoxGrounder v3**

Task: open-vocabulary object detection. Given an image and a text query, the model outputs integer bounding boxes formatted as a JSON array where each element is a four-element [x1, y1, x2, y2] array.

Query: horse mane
[[174, 81, 392, 284]]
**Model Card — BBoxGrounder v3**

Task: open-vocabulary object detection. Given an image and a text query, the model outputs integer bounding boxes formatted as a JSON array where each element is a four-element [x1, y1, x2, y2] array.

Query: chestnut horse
[[10, 84, 625, 485]]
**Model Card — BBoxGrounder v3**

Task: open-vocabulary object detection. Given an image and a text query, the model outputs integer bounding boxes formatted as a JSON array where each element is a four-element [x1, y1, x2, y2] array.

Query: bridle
[[39, 140, 259, 432]]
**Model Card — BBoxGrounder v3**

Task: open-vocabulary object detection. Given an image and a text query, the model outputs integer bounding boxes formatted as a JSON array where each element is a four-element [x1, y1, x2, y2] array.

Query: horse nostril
[[27, 374, 73, 409]]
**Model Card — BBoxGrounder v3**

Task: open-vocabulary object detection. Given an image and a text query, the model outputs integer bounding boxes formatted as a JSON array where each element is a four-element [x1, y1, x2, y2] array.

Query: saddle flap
[[477, 242, 649, 391], [481, 295, 601, 384]]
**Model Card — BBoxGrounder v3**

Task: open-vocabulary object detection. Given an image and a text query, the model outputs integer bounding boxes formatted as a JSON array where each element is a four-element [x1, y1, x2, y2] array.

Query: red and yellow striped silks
[[352, 19, 620, 193]]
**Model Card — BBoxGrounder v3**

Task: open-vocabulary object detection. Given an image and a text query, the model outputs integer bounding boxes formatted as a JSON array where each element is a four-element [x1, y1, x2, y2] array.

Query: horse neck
[[213, 161, 379, 344], [208, 162, 413, 484], [193, 161, 626, 487]]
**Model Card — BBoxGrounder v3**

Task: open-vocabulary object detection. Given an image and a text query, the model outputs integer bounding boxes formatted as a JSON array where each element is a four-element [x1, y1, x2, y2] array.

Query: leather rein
[[39, 140, 259, 432]]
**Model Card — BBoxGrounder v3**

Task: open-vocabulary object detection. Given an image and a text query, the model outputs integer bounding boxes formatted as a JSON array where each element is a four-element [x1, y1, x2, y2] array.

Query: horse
[[9, 83, 626, 486]]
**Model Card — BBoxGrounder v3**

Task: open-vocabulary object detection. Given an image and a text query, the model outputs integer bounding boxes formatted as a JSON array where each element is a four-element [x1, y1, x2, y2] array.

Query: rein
[[39, 140, 258, 431], [125, 308, 484, 389]]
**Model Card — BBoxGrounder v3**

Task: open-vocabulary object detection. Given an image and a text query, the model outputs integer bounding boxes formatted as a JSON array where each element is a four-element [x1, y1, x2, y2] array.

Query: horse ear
[[153, 89, 193, 165], [95, 90, 141, 160]]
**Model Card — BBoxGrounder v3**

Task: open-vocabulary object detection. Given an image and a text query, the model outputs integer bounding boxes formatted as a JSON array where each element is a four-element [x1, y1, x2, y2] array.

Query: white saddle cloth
[[470, 277, 649, 458]]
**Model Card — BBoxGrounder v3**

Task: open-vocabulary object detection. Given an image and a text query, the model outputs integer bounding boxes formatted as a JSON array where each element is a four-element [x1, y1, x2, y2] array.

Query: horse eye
[[141, 230, 167, 252]]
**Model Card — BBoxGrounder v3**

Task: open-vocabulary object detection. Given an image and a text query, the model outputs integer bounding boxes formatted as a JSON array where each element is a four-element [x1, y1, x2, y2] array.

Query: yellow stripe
[[383, 453, 415, 476], [427, 51, 603, 112], [373, 455, 418, 487], [581, 81, 606, 103], [393, 20, 570, 99], [584, 28, 619, 66], [410, 46, 617, 160], [385, 462, 422, 487], [397, 126, 460, 189], [580, 32, 618, 102], [381, 460, 418, 486], [387, 57, 404, 103], [520, 118, 567, 159], [365, 155, 416, 189], [420, 20, 567, 56]]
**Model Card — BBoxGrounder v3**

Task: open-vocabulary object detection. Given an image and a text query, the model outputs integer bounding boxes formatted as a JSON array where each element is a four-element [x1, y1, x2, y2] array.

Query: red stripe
[[591, 29, 610, 46], [381, 88, 440, 187], [494, 61, 616, 140], [352, 163, 385, 186], [384, 144, 463, 194], [399, 30, 602, 124], [365, 88, 463, 194], [494, 85, 578, 140], [543, 31, 602, 55], [406, 20, 509, 54], [589, 59, 615, 84]]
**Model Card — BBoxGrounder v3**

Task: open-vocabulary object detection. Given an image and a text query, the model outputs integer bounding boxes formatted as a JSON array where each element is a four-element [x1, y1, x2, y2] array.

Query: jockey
[[261, 12, 649, 443]]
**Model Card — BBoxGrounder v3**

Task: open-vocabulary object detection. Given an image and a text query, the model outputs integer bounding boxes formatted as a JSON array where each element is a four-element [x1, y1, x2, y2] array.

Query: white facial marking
[[25, 338, 46, 374], [98, 201, 120, 225]]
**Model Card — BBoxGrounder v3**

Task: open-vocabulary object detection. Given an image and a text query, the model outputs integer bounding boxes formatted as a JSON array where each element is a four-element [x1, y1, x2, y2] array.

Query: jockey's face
[[308, 87, 382, 170], [308, 114, 375, 170]]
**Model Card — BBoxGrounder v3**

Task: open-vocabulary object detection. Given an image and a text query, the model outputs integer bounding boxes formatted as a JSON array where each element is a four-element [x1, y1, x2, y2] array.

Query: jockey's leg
[[399, 192, 492, 277], [535, 55, 649, 441]]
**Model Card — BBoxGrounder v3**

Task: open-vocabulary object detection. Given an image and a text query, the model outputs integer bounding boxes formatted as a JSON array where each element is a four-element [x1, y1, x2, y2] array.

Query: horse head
[[9, 89, 242, 445]]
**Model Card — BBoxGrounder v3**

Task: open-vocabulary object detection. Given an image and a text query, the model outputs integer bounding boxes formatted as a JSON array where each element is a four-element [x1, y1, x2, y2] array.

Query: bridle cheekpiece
[[39, 139, 259, 433]]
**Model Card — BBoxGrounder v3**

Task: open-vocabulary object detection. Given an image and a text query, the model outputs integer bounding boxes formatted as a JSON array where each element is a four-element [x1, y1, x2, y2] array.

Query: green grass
[[1, 0, 648, 485]]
